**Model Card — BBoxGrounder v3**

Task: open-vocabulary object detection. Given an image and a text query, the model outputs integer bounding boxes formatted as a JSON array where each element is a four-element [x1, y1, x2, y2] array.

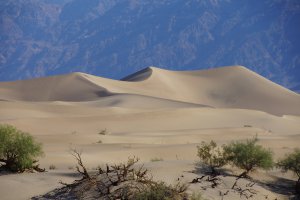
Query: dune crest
[[0, 66, 299, 115], [121, 66, 155, 81]]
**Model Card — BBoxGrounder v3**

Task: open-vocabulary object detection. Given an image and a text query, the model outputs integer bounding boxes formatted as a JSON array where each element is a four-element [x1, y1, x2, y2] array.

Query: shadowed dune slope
[[0, 72, 112, 101], [77, 94, 209, 109], [0, 66, 299, 115], [122, 66, 300, 116]]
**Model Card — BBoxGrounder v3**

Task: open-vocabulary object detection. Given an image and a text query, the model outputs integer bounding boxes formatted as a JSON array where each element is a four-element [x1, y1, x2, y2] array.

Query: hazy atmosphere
[[0, 1, 300, 200]]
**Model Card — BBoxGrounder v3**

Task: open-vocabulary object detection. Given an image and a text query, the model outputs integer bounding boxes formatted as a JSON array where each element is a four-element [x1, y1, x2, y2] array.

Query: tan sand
[[0, 66, 299, 199]]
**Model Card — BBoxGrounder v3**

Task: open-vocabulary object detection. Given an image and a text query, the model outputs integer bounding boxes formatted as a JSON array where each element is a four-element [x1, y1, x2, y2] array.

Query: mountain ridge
[[1, 0, 300, 91]]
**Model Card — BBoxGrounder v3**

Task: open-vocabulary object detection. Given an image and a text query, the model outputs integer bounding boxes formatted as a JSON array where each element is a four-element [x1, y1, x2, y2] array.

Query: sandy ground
[[0, 66, 299, 199]]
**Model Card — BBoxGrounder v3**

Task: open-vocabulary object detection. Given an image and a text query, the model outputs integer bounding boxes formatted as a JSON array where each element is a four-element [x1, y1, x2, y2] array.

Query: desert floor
[[0, 66, 299, 199]]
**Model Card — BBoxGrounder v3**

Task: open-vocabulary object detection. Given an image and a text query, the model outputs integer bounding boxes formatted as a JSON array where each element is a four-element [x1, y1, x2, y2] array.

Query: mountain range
[[1, 0, 300, 92]]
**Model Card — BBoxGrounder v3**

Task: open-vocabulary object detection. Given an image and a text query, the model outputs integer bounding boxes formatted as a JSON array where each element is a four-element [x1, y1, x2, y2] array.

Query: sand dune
[[1, 66, 299, 115], [122, 66, 300, 116], [0, 72, 113, 101], [0, 66, 300, 199]]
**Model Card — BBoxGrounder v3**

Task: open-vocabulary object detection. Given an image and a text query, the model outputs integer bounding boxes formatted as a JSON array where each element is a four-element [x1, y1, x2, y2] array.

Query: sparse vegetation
[[49, 164, 56, 170], [98, 129, 108, 135], [49, 151, 191, 199], [197, 140, 227, 175], [277, 149, 300, 194], [70, 148, 90, 179], [223, 137, 273, 178], [68, 166, 74, 170], [190, 192, 206, 200], [133, 181, 188, 200], [0, 124, 44, 172], [33, 136, 283, 199], [97, 140, 102, 144], [150, 157, 164, 162]]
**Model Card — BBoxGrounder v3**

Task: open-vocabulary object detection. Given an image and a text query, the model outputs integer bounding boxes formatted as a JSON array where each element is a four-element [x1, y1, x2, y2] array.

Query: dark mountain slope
[[1, 0, 300, 91]]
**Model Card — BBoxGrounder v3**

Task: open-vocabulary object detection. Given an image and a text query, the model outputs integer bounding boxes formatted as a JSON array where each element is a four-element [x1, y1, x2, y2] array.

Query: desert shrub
[[64, 152, 189, 199], [49, 164, 56, 170], [98, 129, 108, 135], [70, 149, 90, 179], [277, 149, 300, 194], [0, 124, 44, 172], [223, 137, 273, 177], [97, 140, 102, 144], [150, 157, 164, 162], [68, 166, 74, 170], [197, 140, 227, 175], [190, 192, 206, 200], [133, 182, 187, 200]]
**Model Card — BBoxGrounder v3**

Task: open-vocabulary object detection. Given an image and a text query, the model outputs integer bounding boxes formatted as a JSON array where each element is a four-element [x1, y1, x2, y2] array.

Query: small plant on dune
[[277, 149, 300, 194], [190, 192, 206, 200], [133, 181, 188, 200], [223, 137, 273, 178], [98, 129, 108, 135], [150, 157, 164, 162], [197, 140, 227, 175], [0, 124, 44, 172], [49, 164, 56, 170], [68, 166, 74, 170]]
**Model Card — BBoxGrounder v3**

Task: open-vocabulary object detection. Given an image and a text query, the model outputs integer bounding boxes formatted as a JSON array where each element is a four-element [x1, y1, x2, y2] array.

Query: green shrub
[[197, 140, 227, 175], [150, 157, 164, 162], [133, 182, 187, 200], [98, 129, 108, 135], [190, 192, 206, 200], [49, 164, 56, 170], [223, 137, 273, 177], [0, 124, 44, 172], [277, 149, 300, 194]]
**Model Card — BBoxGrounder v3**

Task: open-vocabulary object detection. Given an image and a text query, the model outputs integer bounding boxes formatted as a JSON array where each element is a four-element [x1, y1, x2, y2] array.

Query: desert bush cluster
[[197, 138, 300, 194], [277, 149, 300, 194], [197, 137, 273, 177], [197, 140, 227, 175], [54, 151, 191, 200], [0, 124, 44, 172], [223, 137, 273, 178]]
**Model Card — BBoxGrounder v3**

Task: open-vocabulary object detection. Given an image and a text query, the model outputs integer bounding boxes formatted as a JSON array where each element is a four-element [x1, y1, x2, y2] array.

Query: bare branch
[[70, 148, 90, 179]]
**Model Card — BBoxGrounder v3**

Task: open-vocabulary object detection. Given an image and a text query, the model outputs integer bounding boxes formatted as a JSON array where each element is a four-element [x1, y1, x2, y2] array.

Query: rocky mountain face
[[1, 0, 300, 91]]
